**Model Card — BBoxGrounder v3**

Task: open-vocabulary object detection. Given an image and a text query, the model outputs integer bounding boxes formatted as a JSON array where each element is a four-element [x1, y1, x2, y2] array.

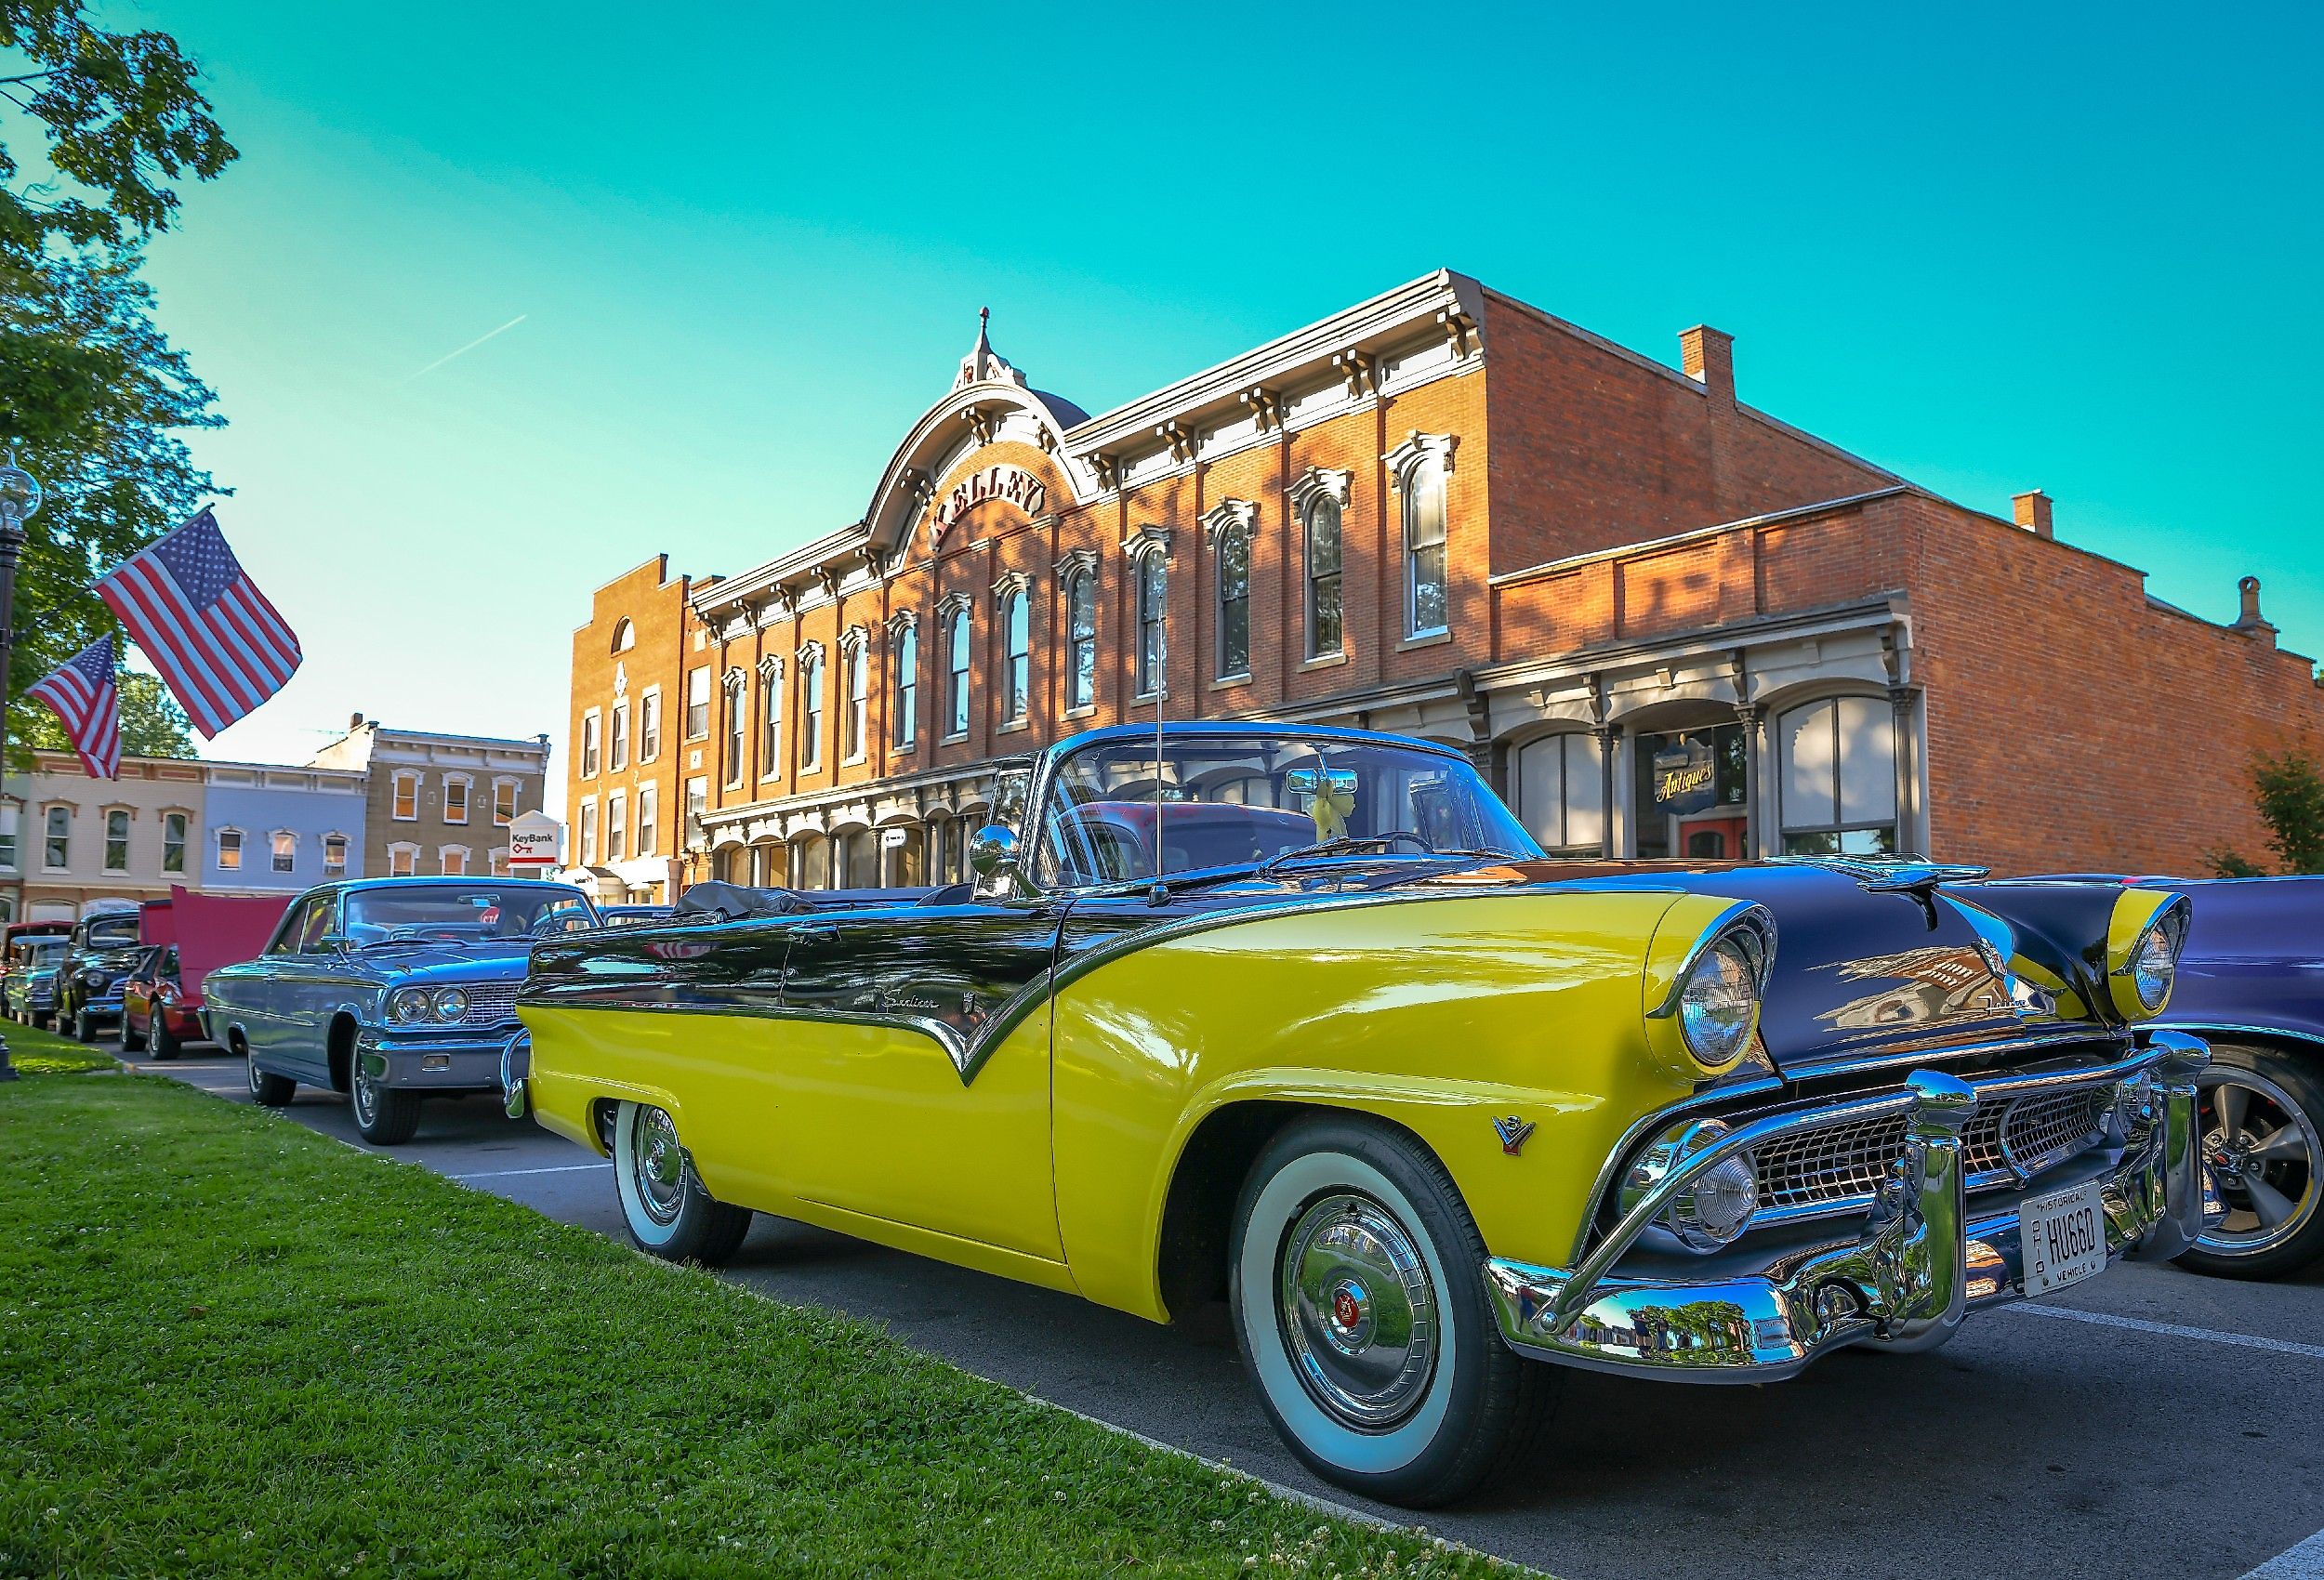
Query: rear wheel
[[350, 1057, 423, 1145], [246, 1053, 296, 1107], [72, 1007, 96, 1043], [1228, 1115, 1559, 1507], [2176, 1044, 2324, 1281], [121, 1015, 147, 1053], [612, 1099, 752, 1265]]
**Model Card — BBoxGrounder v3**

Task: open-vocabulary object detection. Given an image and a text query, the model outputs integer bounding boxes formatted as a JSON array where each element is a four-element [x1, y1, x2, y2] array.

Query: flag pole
[[0, 449, 44, 1083]]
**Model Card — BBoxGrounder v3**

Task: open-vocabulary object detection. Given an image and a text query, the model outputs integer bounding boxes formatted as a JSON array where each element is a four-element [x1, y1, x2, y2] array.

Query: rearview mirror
[[970, 824, 1021, 881]]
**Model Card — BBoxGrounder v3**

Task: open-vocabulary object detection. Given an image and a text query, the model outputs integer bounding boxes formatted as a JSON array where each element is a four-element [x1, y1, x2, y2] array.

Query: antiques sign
[[1651, 739, 1719, 817], [935, 465, 1047, 542]]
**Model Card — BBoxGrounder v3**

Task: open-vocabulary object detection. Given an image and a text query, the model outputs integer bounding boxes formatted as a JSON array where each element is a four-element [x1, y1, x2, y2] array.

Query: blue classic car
[[2119, 876, 2324, 1280], [205, 877, 599, 1143]]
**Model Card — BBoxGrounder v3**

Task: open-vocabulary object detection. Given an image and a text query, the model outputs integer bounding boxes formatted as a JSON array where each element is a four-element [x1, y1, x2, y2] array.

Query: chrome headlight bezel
[[2126, 909, 2183, 1014], [1673, 924, 1769, 1073], [430, 986, 469, 1023], [1619, 1116, 1762, 1254], [387, 986, 432, 1024]]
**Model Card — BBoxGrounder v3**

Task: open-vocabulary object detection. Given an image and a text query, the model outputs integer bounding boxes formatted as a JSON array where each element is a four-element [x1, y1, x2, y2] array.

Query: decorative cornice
[[1200, 498, 1258, 547], [756, 652, 784, 678], [885, 608, 918, 636], [934, 590, 972, 621], [1287, 466, 1353, 516], [810, 565, 841, 599], [961, 403, 1002, 446], [1122, 521, 1172, 558], [1239, 385, 1285, 433], [1155, 418, 1196, 465], [1332, 348, 1379, 399], [1054, 546, 1099, 580], [797, 639, 826, 665], [991, 568, 1036, 603], [837, 623, 870, 655], [1438, 307, 1477, 358], [1078, 450, 1121, 491], [721, 666, 747, 689], [1384, 430, 1459, 487]]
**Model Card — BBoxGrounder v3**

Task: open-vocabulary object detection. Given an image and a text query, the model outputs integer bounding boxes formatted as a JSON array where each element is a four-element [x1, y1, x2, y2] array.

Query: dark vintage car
[[205, 877, 598, 1144], [5, 933, 68, 1028], [2096, 876, 2324, 1280], [57, 907, 144, 1042], [120, 945, 206, 1060], [512, 721, 2208, 1506]]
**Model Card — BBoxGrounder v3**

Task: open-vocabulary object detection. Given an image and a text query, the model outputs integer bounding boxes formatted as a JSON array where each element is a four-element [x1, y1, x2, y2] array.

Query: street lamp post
[[0, 449, 43, 1083]]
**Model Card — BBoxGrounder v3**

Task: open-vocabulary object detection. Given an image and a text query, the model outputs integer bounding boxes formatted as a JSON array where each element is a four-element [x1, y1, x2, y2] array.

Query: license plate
[[2019, 1180, 2108, 1296]]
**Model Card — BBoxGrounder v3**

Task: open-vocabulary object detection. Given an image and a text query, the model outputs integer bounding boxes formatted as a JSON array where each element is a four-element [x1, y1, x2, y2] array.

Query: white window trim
[[442, 771, 474, 826], [215, 824, 247, 873], [491, 776, 520, 827], [268, 827, 299, 876], [1386, 431, 1458, 640], [387, 840, 421, 877], [638, 685, 664, 764], [322, 831, 350, 875], [685, 665, 712, 742], [390, 769, 423, 821], [437, 843, 472, 876], [100, 804, 134, 874]]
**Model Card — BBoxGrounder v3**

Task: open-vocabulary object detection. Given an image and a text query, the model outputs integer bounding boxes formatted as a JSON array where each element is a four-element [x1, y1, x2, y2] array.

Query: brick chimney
[[2011, 490, 2053, 540], [349, 711, 365, 729], [2234, 575, 2278, 644], [1679, 326, 1735, 408]]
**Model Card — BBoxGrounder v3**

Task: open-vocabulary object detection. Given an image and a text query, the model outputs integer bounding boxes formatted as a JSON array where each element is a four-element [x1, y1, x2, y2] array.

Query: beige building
[[308, 715, 552, 881], [1, 752, 207, 922]]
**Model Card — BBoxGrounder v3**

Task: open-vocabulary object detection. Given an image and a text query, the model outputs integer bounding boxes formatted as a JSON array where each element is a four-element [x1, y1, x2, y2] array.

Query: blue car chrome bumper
[[354, 1026, 519, 1092], [1484, 1032, 2210, 1381]]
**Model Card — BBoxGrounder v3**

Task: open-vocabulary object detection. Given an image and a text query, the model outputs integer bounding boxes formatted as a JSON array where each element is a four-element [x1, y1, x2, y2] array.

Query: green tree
[[1, 3, 235, 769], [20, 668, 190, 757], [2209, 750, 2324, 876]]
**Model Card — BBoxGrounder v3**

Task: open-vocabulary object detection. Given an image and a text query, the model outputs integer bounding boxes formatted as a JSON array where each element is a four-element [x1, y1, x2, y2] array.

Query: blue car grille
[[458, 981, 521, 1026]]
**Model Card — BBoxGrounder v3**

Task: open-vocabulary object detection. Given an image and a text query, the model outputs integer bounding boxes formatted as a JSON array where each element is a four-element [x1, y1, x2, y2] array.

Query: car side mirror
[[969, 824, 1021, 882], [316, 934, 352, 951]]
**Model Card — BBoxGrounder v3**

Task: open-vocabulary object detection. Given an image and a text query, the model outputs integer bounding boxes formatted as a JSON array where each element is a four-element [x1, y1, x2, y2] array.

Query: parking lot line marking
[[447, 1162, 612, 1181], [2240, 1524, 2324, 1579], [2010, 1302, 2324, 1361]]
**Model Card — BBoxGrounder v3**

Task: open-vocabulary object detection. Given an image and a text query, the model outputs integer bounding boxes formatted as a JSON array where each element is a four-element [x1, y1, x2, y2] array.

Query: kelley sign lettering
[[934, 465, 1047, 543]]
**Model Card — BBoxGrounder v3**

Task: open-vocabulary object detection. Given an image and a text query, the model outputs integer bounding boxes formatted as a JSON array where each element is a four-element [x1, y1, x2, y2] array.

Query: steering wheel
[[388, 926, 471, 943]]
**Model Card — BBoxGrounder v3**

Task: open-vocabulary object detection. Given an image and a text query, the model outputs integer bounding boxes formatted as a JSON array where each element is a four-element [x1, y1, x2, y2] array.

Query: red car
[[120, 945, 205, 1059]]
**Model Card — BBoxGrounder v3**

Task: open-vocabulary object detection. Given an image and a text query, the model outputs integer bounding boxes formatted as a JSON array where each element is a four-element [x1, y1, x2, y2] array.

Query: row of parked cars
[[2, 911, 187, 1047], [165, 720, 2324, 1506]]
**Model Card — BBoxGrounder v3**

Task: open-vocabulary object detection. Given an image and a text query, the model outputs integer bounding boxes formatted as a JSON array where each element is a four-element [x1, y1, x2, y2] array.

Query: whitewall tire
[[611, 1099, 753, 1265], [1230, 1115, 1558, 1507]]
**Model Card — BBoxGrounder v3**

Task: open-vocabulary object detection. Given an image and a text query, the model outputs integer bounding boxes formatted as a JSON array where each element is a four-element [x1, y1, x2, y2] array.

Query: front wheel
[[350, 1057, 423, 1145], [611, 1099, 752, 1265], [72, 1007, 96, 1043], [149, 1016, 179, 1060], [2175, 1043, 2324, 1281], [1230, 1115, 1559, 1507], [121, 1016, 147, 1053]]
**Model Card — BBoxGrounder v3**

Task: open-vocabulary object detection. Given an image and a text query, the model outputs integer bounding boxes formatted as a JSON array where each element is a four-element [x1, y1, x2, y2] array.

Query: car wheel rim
[[1276, 1192, 1437, 1431], [246, 1059, 262, 1095], [632, 1107, 686, 1226], [2199, 1068, 2320, 1257], [352, 1066, 376, 1125]]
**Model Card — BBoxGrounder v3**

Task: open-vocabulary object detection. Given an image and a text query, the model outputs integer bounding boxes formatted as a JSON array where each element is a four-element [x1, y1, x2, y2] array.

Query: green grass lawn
[[0, 1073, 1518, 1578], [4, 1018, 118, 1075]]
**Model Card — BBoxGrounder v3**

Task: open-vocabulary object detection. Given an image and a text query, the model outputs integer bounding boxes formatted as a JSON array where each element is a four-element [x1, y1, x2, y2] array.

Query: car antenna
[[1152, 655, 1167, 889]]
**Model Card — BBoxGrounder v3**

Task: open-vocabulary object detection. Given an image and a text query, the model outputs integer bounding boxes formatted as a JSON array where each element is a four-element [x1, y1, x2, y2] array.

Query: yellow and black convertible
[[510, 722, 2206, 1506]]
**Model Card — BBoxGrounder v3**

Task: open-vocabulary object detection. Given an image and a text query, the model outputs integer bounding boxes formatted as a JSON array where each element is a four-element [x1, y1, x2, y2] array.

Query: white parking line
[[2242, 1525, 2324, 1579], [2010, 1302, 2324, 1361], [447, 1162, 611, 1181]]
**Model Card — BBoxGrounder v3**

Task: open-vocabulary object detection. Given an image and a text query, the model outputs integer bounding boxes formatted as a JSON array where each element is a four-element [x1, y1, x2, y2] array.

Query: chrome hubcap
[[633, 1107, 686, 1225], [1278, 1192, 1437, 1430], [2199, 1070, 2319, 1256], [352, 1064, 376, 1124]]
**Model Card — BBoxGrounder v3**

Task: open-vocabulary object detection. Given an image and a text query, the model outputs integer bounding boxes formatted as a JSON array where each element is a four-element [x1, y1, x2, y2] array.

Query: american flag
[[97, 507, 302, 738], [27, 635, 121, 780]]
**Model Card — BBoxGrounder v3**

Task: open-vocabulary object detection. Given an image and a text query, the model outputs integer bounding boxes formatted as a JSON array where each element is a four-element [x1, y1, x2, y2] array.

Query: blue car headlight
[[388, 987, 432, 1023], [430, 987, 469, 1023]]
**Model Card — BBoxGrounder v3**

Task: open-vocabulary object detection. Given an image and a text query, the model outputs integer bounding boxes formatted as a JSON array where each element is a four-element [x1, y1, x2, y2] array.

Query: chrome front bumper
[[1485, 1032, 2209, 1381], [354, 1029, 515, 1091]]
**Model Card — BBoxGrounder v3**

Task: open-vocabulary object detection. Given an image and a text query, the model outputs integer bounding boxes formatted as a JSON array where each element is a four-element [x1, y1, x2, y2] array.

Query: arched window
[[1512, 733, 1605, 857], [1134, 549, 1168, 698], [1001, 590, 1030, 723], [1216, 525, 1250, 679], [1305, 494, 1344, 659], [756, 664, 781, 777], [610, 618, 635, 653], [891, 625, 918, 748], [837, 827, 878, 889], [791, 832, 832, 889], [944, 606, 971, 738], [842, 640, 868, 761], [1403, 453, 1448, 637], [721, 673, 746, 785], [1778, 696, 1899, 855], [799, 651, 825, 770], [1065, 571, 1097, 711]]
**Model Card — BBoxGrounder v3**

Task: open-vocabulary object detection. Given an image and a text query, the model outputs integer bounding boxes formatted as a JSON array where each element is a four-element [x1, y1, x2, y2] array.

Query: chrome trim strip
[[2156, 1020, 2324, 1051]]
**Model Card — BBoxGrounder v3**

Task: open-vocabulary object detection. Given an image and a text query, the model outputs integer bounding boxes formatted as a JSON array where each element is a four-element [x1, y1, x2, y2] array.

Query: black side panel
[[781, 902, 1066, 1069]]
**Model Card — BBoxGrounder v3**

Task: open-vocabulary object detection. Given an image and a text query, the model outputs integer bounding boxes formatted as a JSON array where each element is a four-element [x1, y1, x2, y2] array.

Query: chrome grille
[[459, 981, 521, 1026], [1752, 1085, 2110, 1218]]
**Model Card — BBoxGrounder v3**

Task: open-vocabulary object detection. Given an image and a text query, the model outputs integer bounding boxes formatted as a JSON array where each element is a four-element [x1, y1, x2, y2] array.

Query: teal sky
[[88, 3, 2324, 804]]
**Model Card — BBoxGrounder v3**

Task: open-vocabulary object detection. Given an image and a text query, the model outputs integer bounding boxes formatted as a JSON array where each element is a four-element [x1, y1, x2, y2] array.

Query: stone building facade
[[563, 270, 2323, 891], [309, 716, 551, 882]]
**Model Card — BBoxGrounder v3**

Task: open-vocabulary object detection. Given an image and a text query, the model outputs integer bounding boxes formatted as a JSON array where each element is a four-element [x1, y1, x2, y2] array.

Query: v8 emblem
[[1492, 1115, 1536, 1157]]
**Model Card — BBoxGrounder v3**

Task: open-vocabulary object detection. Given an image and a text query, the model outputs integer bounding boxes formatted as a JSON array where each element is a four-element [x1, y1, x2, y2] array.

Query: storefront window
[[1632, 722, 1749, 860], [1512, 733, 1604, 856], [838, 828, 878, 889], [791, 833, 833, 890], [1778, 696, 1898, 855]]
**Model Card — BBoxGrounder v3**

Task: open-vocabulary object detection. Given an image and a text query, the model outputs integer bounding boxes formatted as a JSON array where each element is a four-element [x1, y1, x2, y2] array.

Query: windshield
[[1037, 733, 1540, 888], [80, 916, 140, 951], [20, 941, 64, 968], [343, 885, 598, 943]]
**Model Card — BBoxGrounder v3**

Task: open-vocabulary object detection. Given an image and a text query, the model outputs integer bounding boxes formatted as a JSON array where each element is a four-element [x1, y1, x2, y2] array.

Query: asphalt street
[[131, 1043, 2324, 1580]]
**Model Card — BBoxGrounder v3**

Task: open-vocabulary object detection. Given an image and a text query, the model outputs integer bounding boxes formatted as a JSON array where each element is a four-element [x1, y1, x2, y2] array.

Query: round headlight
[[2129, 919, 2176, 1013], [81, 968, 105, 987], [431, 987, 469, 1023], [388, 987, 431, 1023], [1677, 940, 1760, 1070]]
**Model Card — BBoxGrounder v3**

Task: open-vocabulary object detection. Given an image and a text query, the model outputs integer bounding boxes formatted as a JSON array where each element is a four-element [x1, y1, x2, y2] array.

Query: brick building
[[562, 556, 699, 903], [309, 716, 551, 881], [563, 270, 2323, 893]]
